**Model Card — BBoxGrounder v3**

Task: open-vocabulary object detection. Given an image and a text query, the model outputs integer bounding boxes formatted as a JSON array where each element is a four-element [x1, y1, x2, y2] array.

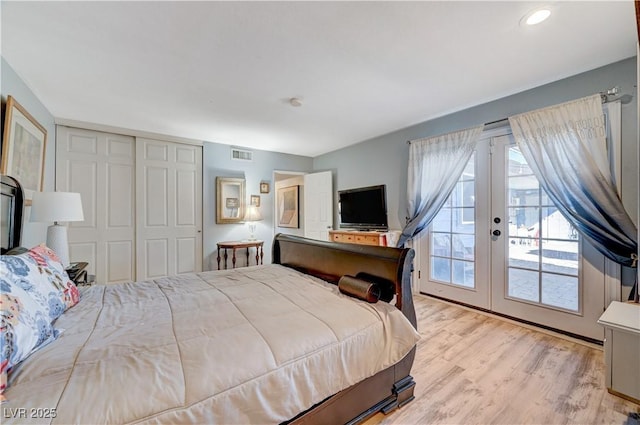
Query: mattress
[[3, 264, 420, 424]]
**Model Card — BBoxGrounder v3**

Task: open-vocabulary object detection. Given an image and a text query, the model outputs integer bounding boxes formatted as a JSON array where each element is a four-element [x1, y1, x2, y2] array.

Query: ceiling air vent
[[231, 147, 253, 162]]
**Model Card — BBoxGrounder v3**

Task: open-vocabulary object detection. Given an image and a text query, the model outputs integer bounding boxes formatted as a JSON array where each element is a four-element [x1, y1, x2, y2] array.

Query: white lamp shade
[[30, 191, 85, 223], [243, 205, 263, 222]]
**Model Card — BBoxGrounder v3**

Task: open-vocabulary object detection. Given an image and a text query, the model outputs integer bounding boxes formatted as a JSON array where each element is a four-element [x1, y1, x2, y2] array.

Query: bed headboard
[[1, 175, 24, 254], [272, 233, 416, 328]]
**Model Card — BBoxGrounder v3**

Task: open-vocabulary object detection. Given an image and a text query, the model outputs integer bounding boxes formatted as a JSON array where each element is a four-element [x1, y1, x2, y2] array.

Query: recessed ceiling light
[[523, 8, 551, 26]]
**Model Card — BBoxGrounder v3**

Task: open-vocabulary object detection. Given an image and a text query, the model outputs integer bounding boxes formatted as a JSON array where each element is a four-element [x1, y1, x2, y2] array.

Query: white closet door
[[136, 138, 202, 280], [56, 126, 136, 284]]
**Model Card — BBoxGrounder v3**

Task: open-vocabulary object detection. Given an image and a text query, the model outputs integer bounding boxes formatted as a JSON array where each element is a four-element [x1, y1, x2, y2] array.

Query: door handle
[[492, 229, 501, 237]]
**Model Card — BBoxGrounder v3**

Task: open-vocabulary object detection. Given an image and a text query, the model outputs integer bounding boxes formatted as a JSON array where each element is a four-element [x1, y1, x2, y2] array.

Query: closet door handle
[[492, 230, 501, 237]]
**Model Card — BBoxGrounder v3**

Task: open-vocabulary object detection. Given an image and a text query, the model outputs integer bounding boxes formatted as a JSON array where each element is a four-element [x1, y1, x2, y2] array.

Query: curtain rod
[[600, 86, 633, 105], [406, 87, 631, 144], [406, 118, 507, 144]]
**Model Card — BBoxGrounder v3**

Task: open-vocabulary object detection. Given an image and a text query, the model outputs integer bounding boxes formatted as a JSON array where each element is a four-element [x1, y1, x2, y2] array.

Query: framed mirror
[[216, 177, 246, 224]]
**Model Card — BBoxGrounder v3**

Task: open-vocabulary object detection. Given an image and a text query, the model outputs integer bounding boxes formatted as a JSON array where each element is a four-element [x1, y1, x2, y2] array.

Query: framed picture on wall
[[1, 95, 47, 194], [250, 195, 261, 207], [277, 185, 299, 228], [260, 182, 270, 194], [216, 177, 246, 224]]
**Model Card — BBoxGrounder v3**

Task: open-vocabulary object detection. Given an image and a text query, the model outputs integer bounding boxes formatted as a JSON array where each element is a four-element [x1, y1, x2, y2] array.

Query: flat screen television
[[338, 184, 388, 231]]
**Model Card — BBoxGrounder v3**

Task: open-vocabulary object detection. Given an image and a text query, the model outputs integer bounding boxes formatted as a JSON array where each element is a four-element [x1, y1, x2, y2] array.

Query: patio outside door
[[490, 134, 604, 340], [420, 133, 605, 341]]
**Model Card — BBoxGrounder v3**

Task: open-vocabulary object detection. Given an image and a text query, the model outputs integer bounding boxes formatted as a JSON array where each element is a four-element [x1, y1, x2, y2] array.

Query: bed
[[1, 175, 23, 255], [1, 177, 419, 424]]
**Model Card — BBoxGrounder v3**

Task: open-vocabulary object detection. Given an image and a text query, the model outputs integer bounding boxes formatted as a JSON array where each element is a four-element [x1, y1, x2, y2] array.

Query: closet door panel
[[56, 126, 135, 284], [136, 138, 202, 281], [176, 237, 196, 274], [107, 163, 134, 228], [144, 166, 169, 227], [176, 169, 196, 226], [107, 240, 134, 282], [68, 160, 97, 229], [145, 238, 169, 278]]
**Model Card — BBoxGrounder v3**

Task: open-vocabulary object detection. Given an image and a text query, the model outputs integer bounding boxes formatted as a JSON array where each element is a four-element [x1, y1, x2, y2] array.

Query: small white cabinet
[[597, 301, 640, 404]]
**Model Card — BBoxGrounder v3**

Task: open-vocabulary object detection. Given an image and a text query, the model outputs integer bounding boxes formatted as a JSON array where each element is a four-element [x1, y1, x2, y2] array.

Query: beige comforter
[[4, 264, 420, 424]]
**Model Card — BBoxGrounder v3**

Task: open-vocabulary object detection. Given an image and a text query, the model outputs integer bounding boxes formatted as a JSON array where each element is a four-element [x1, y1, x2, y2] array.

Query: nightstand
[[66, 262, 95, 286]]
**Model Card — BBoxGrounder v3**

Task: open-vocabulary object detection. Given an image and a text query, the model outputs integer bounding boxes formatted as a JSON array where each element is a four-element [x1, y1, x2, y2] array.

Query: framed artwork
[[277, 185, 299, 228], [216, 177, 245, 224], [250, 195, 261, 207], [1, 95, 47, 194], [260, 182, 270, 194]]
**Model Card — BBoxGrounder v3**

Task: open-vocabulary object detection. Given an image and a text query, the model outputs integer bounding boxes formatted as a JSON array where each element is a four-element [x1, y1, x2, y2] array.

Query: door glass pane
[[452, 234, 474, 260], [453, 209, 474, 233], [508, 147, 532, 175], [432, 208, 451, 232], [508, 176, 539, 206], [508, 268, 539, 302], [429, 153, 475, 288], [541, 241, 578, 274], [431, 233, 451, 257], [431, 257, 451, 282], [541, 273, 579, 311], [452, 260, 474, 288], [509, 239, 538, 269], [540, 207, 577, 240], [505, 145, 580, 312]]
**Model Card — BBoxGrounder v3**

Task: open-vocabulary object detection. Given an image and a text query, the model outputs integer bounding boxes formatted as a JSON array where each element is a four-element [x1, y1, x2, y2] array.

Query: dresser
[[329, 230, 399, 247]]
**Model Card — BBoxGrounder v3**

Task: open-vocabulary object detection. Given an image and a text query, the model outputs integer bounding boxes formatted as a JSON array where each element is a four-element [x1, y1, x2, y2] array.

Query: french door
[[420, 133, 605, 340]]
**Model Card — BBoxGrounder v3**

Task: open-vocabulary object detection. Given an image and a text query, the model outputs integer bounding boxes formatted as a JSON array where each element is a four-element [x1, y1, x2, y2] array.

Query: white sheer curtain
[[508, 94, 637, 267], [397, 125, 484, 247]]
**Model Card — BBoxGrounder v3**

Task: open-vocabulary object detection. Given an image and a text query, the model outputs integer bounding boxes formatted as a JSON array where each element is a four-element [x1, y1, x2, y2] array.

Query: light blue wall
[[313, 57, 638, 292], [314, 57, 638, 233], [1, 57, 56, 247], [203, 142, 313, 270]]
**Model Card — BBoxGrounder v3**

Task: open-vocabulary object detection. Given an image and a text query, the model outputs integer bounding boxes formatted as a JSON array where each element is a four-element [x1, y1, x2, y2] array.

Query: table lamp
[[243, 205, 262, 240], [30, 191, 84, 267]]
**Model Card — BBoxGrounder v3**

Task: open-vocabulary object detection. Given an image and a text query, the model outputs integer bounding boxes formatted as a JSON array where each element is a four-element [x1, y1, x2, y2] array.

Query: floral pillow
[[0, 265, 58, 398], [28, 244, 80, 310], [0, 244, 79, 326]]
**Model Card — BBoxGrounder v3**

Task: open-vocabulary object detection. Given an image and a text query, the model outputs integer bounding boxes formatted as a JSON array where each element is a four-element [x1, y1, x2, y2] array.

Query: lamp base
[[46, 224, 70, 268], [247, 223, 257, 241]]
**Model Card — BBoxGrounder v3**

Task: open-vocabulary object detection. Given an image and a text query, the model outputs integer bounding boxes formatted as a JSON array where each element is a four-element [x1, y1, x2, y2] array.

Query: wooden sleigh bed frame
[[1, 174, 417, 424], [273, 234, 417, 424]]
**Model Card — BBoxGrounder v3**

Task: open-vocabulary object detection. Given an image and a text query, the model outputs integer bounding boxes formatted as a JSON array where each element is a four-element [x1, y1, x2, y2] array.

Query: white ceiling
[[2, 1, 637, 157]]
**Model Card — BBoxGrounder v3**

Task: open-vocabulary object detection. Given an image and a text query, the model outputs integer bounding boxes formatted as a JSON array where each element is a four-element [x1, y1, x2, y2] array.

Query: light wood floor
[[366, 295, 640, 425]]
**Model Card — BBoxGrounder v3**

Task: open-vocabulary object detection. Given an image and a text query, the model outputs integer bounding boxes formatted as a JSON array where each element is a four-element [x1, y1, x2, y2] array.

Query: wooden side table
[[217, 240, 264, 270]]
